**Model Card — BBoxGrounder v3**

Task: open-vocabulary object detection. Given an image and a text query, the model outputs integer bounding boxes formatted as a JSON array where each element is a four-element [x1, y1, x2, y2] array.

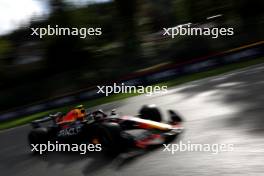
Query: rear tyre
[[88, 123, 124, 154], [28, 127, 51, 154], [139, 104, 162, 122]]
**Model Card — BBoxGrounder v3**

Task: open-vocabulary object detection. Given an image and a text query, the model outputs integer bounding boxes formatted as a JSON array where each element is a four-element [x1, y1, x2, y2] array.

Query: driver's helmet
[[75, 104, 86, 114]]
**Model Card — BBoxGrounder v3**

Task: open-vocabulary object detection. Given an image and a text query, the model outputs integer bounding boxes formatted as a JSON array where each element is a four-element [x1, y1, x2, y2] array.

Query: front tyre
[[139, 104, 162, 122]]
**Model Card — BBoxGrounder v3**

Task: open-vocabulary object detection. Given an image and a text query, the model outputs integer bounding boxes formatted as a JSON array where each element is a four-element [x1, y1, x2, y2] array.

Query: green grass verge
[[0, 57, 263, 130]]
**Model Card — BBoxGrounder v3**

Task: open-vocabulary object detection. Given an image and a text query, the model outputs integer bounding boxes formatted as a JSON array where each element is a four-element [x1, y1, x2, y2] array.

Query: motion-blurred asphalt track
[[1, 64, 264, 176]]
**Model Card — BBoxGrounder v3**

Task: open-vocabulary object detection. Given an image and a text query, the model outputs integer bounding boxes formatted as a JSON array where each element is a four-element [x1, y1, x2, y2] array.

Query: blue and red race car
[[28, 104, 183, 154]]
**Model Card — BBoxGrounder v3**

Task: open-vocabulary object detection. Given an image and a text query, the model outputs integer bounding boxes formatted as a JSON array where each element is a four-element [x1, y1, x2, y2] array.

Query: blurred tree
[[0, 39, 12, 80], [114, 0, 141, 70], [0, 39, 12, 58], [45, 0, 90, 72], [235, 0, 264, 34]]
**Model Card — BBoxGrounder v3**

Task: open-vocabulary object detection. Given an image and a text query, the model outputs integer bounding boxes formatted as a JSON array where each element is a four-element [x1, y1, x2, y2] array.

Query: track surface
[[1, 64, 264, 176]]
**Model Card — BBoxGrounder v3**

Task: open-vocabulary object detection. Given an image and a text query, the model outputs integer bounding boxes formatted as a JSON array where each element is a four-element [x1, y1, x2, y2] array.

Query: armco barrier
[[0, 42, 263, 122]]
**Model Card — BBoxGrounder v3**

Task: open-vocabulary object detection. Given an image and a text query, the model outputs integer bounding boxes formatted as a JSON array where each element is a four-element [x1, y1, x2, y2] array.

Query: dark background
[[0, 0, 263, 111]]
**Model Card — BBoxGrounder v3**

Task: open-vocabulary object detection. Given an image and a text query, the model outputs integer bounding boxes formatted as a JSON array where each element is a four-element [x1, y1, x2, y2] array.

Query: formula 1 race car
[[28, 105, 183, 154]]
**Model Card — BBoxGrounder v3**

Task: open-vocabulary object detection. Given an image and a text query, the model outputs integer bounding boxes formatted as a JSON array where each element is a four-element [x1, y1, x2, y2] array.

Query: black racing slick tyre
[[88, 123, 124, 154], [28, 127, 51, 154], [139, 104, 162, 122]]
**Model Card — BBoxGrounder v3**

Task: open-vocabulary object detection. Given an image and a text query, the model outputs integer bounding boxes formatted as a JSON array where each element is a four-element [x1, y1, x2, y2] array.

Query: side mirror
[[168, 110, 183, 123], [111, 109, 117, 115]]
